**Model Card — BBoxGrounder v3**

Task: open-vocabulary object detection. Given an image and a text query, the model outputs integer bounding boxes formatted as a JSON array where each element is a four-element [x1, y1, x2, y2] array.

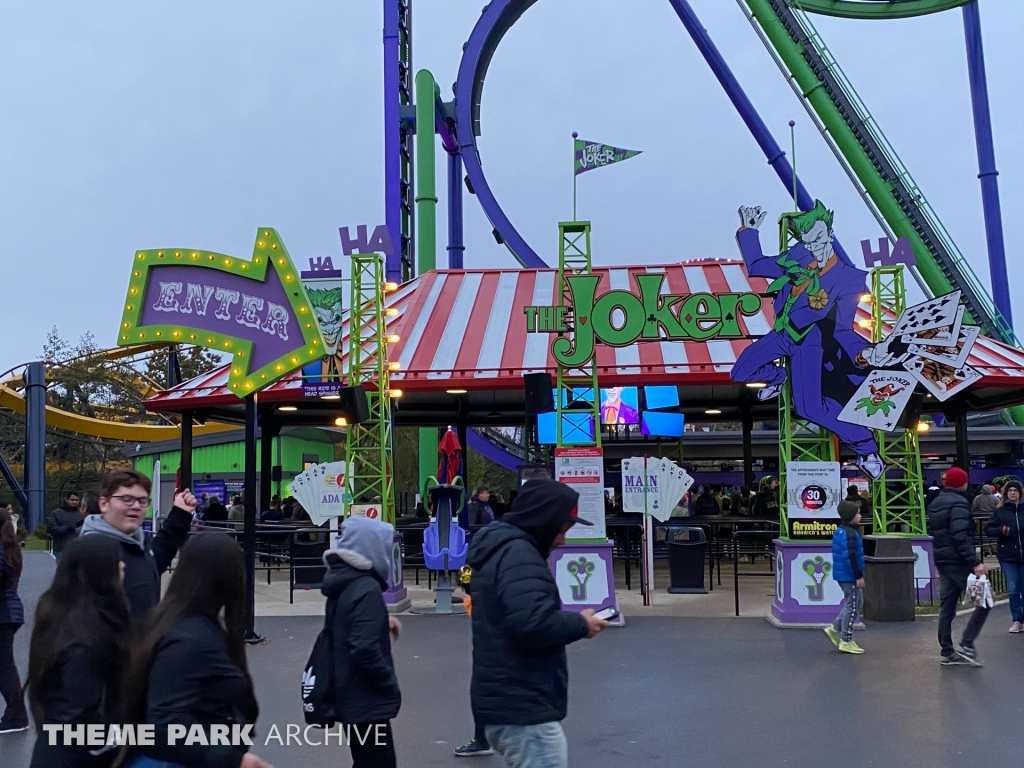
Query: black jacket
[[203, 501, 228, 522], [80, 507, 192, 619], [751, 490, 779, 520], [29, 643, 117, 768], [467, 516, 589, 726], [322, 559, 401, 724], [136, 615, 257, 768], [693, 493, 719, 516], [927, 488, 980, 568], [984, 501, 1024, 564], [47, 505, 81, 553]]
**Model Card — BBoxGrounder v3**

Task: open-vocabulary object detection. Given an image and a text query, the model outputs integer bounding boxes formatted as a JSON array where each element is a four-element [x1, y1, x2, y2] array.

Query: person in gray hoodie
[[80, 469, 194, 619], [322, 515, 402, 768]]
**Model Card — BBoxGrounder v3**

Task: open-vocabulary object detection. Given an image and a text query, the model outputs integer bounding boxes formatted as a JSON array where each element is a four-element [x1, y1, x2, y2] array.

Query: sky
[[1, 0, 1022, 365]]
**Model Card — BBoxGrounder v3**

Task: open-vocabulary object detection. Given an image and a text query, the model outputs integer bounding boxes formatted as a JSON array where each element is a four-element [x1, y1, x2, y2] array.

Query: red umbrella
[[437, 428, 462, 485]]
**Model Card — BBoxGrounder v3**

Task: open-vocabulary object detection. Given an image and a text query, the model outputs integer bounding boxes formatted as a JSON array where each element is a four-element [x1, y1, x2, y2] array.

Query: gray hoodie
[[80, 513, 147, 549], [324, 515, 392, 585]]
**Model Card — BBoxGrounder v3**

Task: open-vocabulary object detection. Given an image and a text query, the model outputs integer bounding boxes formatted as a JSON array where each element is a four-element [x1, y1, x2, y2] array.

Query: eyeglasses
[[108, 495, 151, 508]]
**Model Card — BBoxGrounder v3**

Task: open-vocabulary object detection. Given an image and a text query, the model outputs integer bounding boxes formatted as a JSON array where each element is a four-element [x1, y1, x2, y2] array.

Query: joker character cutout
[[730, 202, 893, 480]]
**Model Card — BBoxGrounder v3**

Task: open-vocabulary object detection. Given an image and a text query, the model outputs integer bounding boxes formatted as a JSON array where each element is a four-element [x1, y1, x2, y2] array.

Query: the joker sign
[[730, 201, 894, 480]]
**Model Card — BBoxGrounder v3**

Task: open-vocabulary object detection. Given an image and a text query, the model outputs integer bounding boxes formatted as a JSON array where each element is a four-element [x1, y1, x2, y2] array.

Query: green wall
[[133, 434, 336, 479]]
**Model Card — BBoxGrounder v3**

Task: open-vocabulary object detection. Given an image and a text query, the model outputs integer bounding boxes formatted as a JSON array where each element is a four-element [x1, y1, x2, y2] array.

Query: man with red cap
[[927, 466, 990, 666]]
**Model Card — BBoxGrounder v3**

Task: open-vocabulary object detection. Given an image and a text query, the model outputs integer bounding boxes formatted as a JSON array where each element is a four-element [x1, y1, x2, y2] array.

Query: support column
[[457, 421, 469, 490], [243, 394, 262, 643], [954, 407, 970, 471], [259, 416, 275, 514], [24, 362, 46, 533], [180, 410, 193, 492], [742, 406, 754, 490], [963, 1, 1012, 331], [447, 149, 464, 268]]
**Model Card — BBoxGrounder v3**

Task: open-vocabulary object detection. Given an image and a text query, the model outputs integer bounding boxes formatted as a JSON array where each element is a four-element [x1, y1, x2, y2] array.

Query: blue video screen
[[641, 412, 685, 438], [599, 387, 639, 425], [644, 386, 680, 410], [537, 411, 595, 445]]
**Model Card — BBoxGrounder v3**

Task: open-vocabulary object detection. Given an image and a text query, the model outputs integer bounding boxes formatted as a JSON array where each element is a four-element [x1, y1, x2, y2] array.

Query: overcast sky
[[1, 0, 1021, 365]]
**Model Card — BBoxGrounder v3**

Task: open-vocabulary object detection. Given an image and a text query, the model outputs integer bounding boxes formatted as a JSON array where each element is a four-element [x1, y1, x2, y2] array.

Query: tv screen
[[644, 385, 680, 410], [537, 411, 595, 445], [641, 411, 685, 438], [599, 387, 639, 425]]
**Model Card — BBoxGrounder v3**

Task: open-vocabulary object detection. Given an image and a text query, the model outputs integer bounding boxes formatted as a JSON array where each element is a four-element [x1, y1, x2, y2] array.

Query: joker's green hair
[[788, 200, 834, 236], [306, 286, 343, 311]]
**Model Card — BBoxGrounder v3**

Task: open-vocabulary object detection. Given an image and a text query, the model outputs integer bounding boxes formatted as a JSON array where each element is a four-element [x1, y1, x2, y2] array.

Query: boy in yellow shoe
[[827, 500, 866, 654]]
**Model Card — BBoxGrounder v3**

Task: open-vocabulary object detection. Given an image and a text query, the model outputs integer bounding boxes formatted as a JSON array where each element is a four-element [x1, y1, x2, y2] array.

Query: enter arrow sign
[[118, 228, 326, 397]]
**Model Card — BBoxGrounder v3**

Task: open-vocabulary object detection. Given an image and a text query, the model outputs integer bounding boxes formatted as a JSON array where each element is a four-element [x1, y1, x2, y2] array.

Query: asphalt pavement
[[5, 551, 1021, 768]]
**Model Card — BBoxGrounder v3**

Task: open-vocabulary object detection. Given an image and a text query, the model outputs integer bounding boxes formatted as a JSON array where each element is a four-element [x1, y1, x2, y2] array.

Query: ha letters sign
[[117, 228, 326, 397]]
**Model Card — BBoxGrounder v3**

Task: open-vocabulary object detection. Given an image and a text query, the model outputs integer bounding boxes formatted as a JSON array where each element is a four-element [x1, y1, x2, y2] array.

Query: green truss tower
[[346, 254, 397, 524], [555, 222, 601, 448], [868, 265, 926, 535]]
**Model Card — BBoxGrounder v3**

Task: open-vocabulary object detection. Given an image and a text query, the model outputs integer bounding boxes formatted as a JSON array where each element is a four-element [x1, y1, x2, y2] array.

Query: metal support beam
[[24, 362, 46, 532], [742, 406, 754, 490], [243, 394, 262, 643], [962, 1, 1012, 332], [954, 406, 970, 471], [259, 416, 276, 513], [180, 409, 193, 491], [447, 149, 464, 268]]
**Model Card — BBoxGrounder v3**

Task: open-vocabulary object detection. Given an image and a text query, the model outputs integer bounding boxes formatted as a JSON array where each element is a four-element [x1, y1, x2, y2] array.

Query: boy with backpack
[[304, 515, 402, 767], [824, 500, 866, 654]]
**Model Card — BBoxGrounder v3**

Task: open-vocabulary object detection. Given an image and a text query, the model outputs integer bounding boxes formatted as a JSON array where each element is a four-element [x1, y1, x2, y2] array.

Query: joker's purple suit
[[731, 227, 878, 456]]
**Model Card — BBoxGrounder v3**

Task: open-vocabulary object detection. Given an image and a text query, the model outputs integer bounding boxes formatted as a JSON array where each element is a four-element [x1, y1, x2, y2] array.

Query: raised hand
[[173, 488, 198, 513], [738, 206, 767, 230]]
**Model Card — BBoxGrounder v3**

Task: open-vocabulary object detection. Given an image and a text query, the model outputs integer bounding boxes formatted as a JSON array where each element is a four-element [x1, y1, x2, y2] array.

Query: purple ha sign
[[119, 229, 326, 397]]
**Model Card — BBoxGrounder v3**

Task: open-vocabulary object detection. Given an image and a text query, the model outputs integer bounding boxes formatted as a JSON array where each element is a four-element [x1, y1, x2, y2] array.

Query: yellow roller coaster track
[[0, 344, 234, 443]]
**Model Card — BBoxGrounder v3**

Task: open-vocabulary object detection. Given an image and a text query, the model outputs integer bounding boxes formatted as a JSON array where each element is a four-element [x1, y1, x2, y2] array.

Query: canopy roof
[[144, 263, 1024, 422]]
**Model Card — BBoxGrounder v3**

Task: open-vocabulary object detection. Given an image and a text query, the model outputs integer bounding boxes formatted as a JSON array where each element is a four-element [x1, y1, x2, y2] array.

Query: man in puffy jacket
[[984, 479, 1024, 632], [467, 480, 608, 768], [927, 467, 989, 666]]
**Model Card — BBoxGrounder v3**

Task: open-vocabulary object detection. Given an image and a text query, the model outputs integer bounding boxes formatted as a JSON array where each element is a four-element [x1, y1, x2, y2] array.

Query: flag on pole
[[574, 138, 642, 175]]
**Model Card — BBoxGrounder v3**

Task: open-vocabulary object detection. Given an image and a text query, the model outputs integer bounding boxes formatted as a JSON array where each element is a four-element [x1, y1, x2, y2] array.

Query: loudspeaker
[[897, 392, 926, 430], [271, 466, 282, 482], [338, 384, 372, 425], [523, 373, 554, 415]]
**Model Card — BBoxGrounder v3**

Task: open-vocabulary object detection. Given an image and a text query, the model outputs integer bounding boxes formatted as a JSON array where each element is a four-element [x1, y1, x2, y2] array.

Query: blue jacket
[[831, 524, 865, 583]]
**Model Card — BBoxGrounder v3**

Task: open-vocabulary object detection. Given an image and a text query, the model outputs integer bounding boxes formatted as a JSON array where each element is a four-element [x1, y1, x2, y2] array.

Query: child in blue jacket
[[826, 500, 866, 654]]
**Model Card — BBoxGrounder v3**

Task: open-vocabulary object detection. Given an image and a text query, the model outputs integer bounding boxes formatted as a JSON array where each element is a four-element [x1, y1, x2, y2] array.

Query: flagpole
[[572, 131, 578, 220]]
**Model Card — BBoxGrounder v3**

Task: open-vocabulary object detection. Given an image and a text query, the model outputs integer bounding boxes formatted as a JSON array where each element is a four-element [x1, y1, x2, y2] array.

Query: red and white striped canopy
[[144, 262, 1024, 411]]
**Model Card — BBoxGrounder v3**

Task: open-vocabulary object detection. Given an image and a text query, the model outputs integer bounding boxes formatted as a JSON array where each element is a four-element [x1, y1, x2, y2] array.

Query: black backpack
[[301, 598, 338, 725]]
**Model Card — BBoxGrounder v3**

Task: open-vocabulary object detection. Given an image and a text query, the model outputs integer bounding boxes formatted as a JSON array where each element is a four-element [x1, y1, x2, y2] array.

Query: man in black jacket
[[467, 479, 608, 768], [81, 469, 194, 618], [46, 491, 81, 562], [927, 467, 990, 666]]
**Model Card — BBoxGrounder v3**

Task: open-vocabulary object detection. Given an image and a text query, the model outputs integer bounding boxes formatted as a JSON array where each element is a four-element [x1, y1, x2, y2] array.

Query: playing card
[[838, 370, 918, 431], [645, 458, 663, 518], [891, 291, 962, 339], [908, 321, 979, 369], [903, 358, 982, 402], [620, 457, 647, 513], [900, 305, 964, 349]]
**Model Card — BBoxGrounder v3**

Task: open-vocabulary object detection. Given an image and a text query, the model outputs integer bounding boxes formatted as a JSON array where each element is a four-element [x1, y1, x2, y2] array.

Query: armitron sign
[[524, 273, 763, 367]]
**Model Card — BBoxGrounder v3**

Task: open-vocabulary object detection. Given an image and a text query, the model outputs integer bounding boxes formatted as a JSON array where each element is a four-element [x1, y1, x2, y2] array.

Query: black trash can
[[666, 526, 707, 594], [862, 536, 917, 622]]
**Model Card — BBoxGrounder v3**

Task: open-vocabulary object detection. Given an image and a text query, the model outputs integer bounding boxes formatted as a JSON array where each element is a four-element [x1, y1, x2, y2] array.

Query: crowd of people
[[1, 466, 1022, 766]]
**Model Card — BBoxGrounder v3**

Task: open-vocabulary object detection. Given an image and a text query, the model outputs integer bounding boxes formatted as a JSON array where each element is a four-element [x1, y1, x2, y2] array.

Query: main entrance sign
[[118, 228, 326, 397], [524, 273, 763, 367]]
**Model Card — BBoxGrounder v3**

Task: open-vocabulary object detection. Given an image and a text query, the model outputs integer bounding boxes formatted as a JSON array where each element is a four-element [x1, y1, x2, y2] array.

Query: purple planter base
[[910, 537, 936, 602], [769, 540, 857, 628], [548, 542, 623, 626], [384, 531, 411, 612]]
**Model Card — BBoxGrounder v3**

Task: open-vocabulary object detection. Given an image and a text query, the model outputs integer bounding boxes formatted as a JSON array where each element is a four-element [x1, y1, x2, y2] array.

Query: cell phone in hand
[[593, 606, 619, 622]]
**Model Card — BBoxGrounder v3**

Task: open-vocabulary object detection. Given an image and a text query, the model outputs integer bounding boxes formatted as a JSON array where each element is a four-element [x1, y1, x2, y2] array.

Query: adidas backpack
[[301, 599, 338, 725]]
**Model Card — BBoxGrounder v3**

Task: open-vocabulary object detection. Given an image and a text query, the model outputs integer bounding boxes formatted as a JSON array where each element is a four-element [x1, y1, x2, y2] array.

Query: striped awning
[[144, 262, 1024, 411]]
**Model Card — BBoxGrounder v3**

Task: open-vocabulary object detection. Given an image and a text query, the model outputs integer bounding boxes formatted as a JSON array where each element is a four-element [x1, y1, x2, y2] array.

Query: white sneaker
[[856, 452, 885, 480], [757, 383, 783, 401]]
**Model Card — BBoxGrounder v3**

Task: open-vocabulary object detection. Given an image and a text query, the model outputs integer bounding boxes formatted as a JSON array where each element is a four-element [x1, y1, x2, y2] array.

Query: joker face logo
[[801, 220, 835, 267], [801, 556, 831, 602], [314, 304, 344, 349], [566, 556, 596, 602]]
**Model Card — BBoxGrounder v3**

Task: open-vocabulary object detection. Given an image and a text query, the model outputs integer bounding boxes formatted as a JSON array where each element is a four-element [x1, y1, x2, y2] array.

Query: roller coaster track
[[0, 345, 233, 443], [744, 0, 1016, 345]]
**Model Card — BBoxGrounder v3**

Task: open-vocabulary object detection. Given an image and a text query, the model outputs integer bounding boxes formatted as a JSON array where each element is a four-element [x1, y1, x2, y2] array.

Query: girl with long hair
[[0, 505, 28, 733], [28, 535, 130, 766], [120, 531, 272, 768], [985, 479, 1024, 632]]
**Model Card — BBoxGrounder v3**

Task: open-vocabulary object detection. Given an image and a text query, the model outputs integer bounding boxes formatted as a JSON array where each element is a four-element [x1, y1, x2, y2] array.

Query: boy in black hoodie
[[465, 479, 608, 768]]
